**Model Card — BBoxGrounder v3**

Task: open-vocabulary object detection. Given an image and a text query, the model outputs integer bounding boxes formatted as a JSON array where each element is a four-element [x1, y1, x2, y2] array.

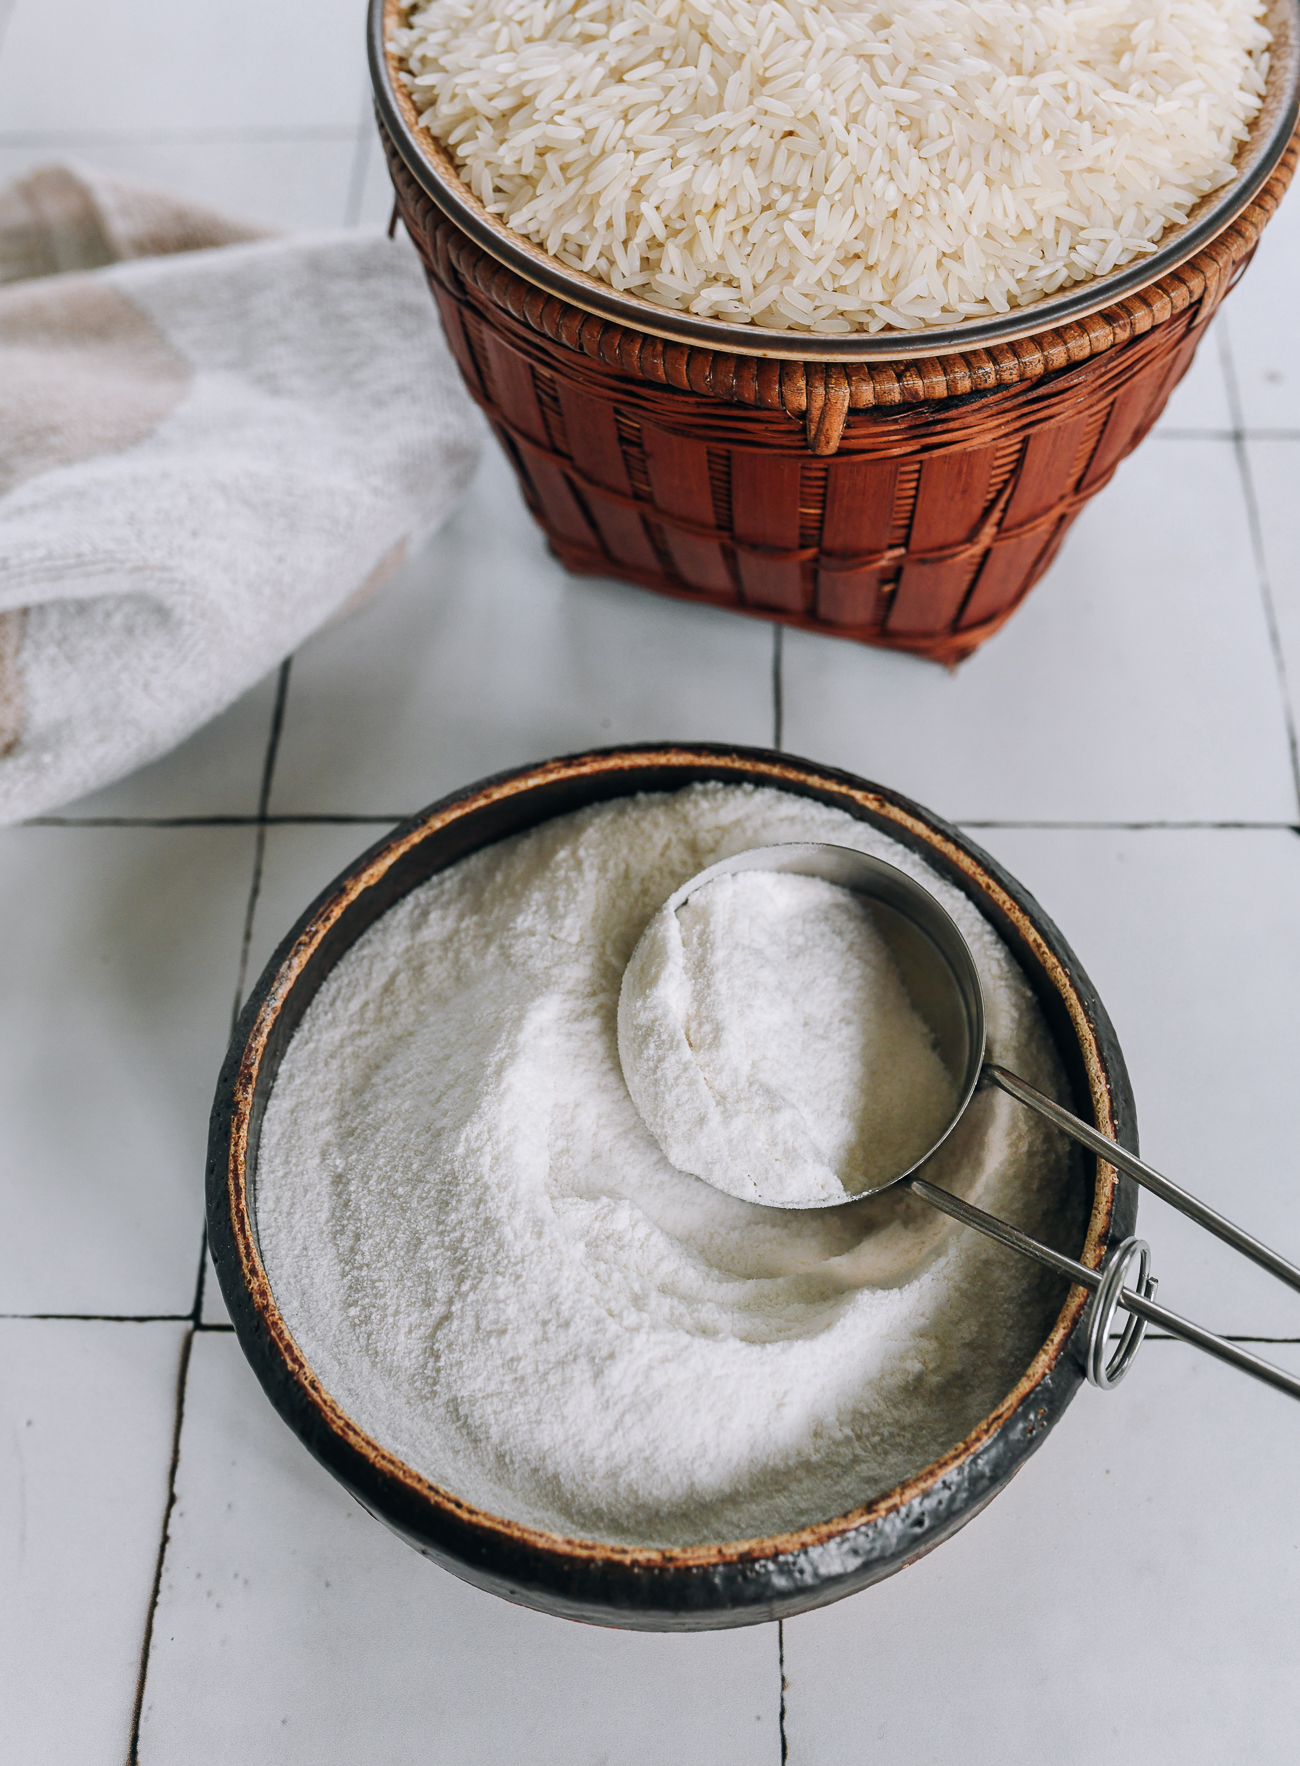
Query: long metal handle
[[984, 1063, 1300, 1296], [907, 1176, 1300, 1403], [907, 1175, 1091, 1287], [1117, 1287, 1300, 1402]]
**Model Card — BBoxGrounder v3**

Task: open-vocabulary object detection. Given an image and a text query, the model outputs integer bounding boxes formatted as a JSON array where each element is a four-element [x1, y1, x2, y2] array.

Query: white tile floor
[[3, 3, 1300, 1761]]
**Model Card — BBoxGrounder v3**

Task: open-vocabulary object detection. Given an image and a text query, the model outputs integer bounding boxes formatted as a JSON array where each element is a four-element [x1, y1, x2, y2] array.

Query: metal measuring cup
[[621, 842, 1300, 1403]]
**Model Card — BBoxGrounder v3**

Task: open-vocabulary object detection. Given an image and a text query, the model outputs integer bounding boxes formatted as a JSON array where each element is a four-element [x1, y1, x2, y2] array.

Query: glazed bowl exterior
[[207, 745, 1138, 1630]]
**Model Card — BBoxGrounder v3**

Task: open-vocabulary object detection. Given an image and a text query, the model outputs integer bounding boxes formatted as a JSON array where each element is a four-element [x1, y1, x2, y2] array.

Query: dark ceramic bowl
[[207, 744, 1137, 1630]]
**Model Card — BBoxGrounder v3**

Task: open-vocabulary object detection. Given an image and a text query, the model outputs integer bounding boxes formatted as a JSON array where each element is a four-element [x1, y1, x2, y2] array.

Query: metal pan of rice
[[391, 0, 1282, 333]]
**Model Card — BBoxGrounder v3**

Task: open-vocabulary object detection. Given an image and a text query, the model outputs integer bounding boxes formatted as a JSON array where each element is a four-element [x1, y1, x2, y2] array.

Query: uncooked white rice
[[394, 0, 1272, 333]]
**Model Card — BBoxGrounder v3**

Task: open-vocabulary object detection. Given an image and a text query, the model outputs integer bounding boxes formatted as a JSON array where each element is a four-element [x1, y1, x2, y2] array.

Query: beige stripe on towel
[[0, 256, 197, 760], [0, 276, 192, 497], [0, 609, 23, 758], [0, 164, 272, 284]]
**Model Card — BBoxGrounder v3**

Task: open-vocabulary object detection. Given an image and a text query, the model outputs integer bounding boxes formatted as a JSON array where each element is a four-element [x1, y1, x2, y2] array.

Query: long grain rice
[[394, 0, 1272, 332]]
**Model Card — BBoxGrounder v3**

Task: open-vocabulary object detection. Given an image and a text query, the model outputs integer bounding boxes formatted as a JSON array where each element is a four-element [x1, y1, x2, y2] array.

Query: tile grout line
[[778, 1619, 789, 1764], [772, 625, 784, 751], [343, 94, 374, 229], [24, 813, 405, 828], [126, 1326, 193, 1765], [228, 658, 294, 1025], [16, 1310, 1298, 1339], [0, 125, 358, 147], [193, 656, 295, 1327], [956, 819, 1300, 832], [0, 1316, 235, 1329], [1219, 324, 1300, 817], [126, 658, 297, 1758], [188, 1212, 211, 1348], [2, 1312, 211, 1325], [19, 814, 1300, 833], [12, 1315, 1286, 1342], [1153, 428, 1300, 440]]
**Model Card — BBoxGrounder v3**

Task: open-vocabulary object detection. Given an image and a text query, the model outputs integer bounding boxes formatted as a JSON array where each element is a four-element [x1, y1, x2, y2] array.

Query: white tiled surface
[[1221, 180, 1300, 434], [2, 1321, 185, 1765], [0, 0, 366, 133], [137, 1336, 780, 1765], [782, 1341, 1300, 1766], [782, 437, 1298, 824], [1246, 436, 1300, 728], [969, 827, 1300, 1337], [269, 448, 775, 818], [0, 825, 254, 1317], [3, 1, 1300, 1761]]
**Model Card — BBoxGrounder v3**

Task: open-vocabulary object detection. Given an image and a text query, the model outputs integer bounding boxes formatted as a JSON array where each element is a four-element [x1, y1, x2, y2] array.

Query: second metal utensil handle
[[907, 1177, 1300, 1403], [984, 1064, 1300, 1296]]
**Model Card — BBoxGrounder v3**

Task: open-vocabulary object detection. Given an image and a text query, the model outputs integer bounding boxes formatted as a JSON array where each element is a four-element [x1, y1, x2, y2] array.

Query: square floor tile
[[269, 447, 777, 817], [1221, 184, 1300, 433], [782, 1340, 1300, 1766], [1150, 315, 1232, 433], [2, 1319, 184, 1766], [966, 826, 1300, 1337], [1244, 436, 1300, 737], [0, 137, 359, 236], [781, 438, 1296, 823], [0, 0, 367, 135], [0, 825, 254, 1315], [137, 1333, 781, 1765]]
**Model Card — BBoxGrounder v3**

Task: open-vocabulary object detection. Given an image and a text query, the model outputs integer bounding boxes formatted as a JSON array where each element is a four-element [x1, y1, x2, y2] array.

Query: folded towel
[[0, 164, 481, 820]]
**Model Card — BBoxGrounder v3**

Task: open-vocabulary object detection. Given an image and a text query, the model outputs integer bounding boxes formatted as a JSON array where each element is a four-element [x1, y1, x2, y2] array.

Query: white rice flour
[[257, 784, 1080, 1547]]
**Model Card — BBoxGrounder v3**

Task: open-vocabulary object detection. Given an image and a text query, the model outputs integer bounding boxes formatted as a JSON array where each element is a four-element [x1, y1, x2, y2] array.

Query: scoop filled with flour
[[618, 868, 959, 1206], [256, 783, 1084, 1548]]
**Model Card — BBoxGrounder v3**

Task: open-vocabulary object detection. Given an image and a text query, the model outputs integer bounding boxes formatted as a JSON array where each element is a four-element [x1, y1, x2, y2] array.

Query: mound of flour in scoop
[[257, 783, 1084, 1548], [619, 869, 960, 1206]]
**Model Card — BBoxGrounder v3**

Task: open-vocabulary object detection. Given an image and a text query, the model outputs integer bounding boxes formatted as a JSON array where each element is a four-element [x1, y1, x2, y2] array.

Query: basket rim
[[370, 0, 1300, 364]]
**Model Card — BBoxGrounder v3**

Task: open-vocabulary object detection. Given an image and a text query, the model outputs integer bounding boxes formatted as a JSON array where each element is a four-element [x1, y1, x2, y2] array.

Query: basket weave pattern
[[385, 123, 1296, 664]]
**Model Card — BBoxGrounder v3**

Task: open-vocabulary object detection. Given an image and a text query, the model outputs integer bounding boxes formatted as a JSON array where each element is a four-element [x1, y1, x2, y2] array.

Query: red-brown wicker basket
[[373, 0, 1298, 665]]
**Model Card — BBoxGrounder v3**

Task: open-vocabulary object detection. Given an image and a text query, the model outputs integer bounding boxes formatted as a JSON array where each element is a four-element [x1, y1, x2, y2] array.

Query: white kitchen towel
[[0, 164, 481, 820]]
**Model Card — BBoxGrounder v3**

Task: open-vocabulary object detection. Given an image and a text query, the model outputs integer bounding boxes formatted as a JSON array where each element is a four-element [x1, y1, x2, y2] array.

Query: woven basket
[[383, 118, 1297, 665]]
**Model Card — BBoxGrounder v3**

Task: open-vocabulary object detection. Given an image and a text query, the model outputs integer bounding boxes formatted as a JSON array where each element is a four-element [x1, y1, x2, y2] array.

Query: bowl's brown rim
[[370, 0, 1300, 365], [212, 744, 1125, 1578]]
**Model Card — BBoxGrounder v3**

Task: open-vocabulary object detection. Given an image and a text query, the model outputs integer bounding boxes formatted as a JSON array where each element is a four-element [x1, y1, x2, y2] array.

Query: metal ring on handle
[[1086, 1237, 1158, 1390]]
